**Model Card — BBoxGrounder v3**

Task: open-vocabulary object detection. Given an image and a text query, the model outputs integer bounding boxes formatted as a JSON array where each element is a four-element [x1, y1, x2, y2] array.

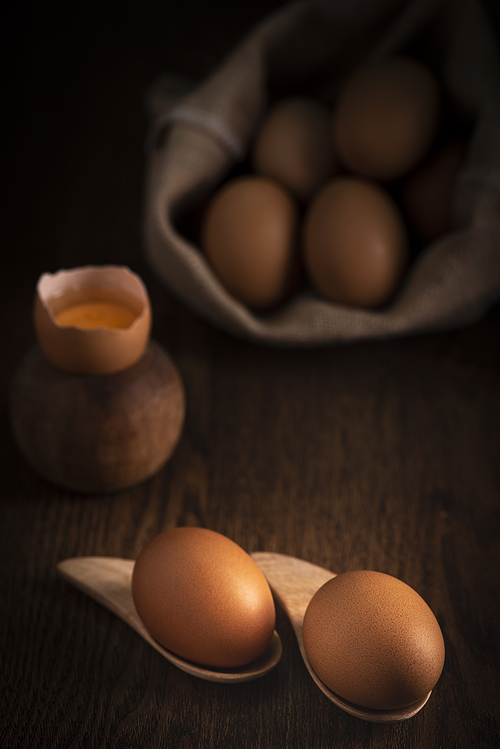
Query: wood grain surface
[[1, 1, 499, 747]]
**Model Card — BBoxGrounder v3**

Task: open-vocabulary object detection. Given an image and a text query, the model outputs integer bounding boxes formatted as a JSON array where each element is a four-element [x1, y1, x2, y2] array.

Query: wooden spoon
[[250, 552, 432, 722], [57, 556, 282, 683]]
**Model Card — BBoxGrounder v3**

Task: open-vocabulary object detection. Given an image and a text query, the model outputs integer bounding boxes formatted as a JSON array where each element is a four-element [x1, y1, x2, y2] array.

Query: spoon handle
[[250, 552, 335, 629], [251, 552, 433, 723], [57, 556, 283, 683], [57, 556, 151, 638], [56, 557, 212, 665], [251, 552, 337, 704]]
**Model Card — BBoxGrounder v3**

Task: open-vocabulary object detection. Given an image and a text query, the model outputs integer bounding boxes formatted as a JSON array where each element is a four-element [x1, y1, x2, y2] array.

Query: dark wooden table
[[2, 2, 500, 747]]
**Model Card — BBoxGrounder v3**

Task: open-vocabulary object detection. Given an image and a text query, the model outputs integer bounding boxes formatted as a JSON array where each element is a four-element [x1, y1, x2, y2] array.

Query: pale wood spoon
[[250, 552, 432, 722], [57, 556, 282, 683]]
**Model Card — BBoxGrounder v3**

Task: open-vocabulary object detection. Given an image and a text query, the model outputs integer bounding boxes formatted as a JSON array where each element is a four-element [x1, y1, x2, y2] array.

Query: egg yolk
[[55, 301, 137, 329]]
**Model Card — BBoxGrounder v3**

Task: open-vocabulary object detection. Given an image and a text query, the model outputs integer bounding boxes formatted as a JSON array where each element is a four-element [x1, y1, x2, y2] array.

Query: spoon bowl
[[251, 552, 432, 722], [57, 556, 282, 683]]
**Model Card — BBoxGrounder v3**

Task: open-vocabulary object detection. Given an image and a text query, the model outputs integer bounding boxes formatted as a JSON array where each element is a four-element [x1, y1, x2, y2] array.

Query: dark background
[[1, 0, 293, 359], [1, 2, 500, 748]]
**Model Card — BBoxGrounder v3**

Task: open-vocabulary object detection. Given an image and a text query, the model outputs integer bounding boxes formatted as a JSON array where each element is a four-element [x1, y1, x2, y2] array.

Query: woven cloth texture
[[143, 0, 500, 345]]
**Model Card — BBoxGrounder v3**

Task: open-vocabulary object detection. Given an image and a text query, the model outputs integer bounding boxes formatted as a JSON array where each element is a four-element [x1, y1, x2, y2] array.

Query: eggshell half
[[131, 527, 276, 668], [302, 570, 445, 710], [34, 266, 151, 375]]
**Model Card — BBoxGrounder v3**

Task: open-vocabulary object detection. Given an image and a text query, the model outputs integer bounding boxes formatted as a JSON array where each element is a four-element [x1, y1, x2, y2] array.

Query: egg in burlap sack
[[143, 0, 500, 345]]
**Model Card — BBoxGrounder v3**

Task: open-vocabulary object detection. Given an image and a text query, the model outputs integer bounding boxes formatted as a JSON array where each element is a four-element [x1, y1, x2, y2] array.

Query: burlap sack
[[143, 0, 500, 345]]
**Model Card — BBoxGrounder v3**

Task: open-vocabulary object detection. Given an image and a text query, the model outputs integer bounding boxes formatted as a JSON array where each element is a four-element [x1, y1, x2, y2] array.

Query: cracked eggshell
[[34, 265, 152, 375]]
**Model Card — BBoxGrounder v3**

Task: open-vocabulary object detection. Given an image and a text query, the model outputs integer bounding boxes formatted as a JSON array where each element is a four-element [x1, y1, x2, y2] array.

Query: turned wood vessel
[[10, 340, 185, 492]]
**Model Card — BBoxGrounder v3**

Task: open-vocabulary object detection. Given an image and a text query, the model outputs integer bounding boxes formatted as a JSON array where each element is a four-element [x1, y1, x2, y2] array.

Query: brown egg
[[302, 177, 409, 308], [202, 175, 300, 310], [334, 56, 441, 181], [400, 138, 468, 242], [303, 571, 445, 711], [131, 527, 276, 668], [34, 266, 151, 375], [252, 97, 338, 201]]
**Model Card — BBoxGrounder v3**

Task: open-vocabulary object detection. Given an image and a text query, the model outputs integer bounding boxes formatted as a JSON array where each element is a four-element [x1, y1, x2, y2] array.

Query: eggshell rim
[[36, 265, 151, 333]]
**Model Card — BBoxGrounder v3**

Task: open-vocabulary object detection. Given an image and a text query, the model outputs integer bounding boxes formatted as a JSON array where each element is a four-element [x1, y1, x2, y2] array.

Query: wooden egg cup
[[10, 340, 185, 493]]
